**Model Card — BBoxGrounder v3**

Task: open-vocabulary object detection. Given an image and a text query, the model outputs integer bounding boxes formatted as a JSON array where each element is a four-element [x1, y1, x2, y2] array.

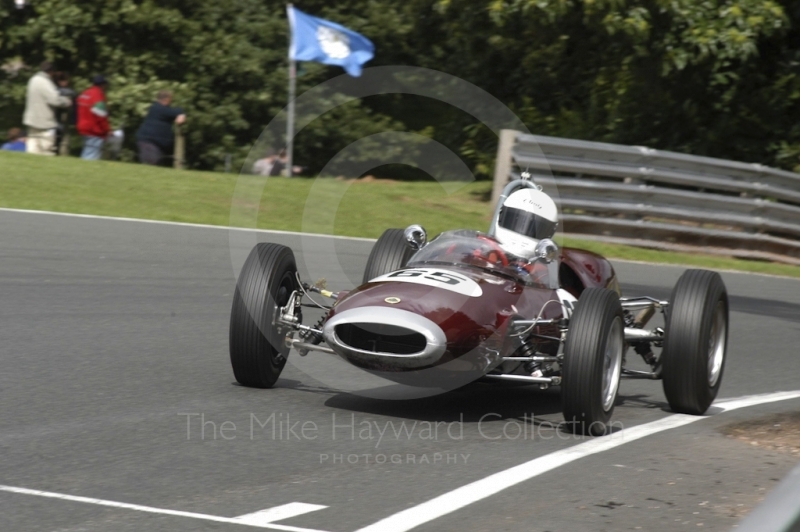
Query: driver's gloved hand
[[511, 263, 532, 279]]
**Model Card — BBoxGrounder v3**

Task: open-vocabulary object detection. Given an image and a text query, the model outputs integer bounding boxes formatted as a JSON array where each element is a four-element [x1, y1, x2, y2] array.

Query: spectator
[[252, 152, 277, 176], [76, 75, 111, 160], [1, 128, 26, 152], [136, 90, 186, 165], [271, 150, 287, 176], [272, 149, 302, 177], [22, 61, 72, 155], [53, 71, 75, 155], [106, 129, 125, 161]]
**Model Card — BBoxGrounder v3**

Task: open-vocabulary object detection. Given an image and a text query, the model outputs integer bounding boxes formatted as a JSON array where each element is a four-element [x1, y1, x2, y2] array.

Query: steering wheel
[[474, 235, 509, 267]]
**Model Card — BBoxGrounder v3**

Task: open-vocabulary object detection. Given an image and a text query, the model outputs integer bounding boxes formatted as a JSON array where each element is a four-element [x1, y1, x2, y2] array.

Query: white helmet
[[494, 188, 558, 260]]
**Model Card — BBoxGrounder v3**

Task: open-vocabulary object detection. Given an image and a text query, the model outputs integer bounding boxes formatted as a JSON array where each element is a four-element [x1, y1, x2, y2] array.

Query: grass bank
[[2, 151, 799, 278]]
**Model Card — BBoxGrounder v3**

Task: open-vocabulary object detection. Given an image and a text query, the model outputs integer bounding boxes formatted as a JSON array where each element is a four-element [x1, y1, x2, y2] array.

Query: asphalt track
[[1, 209, 799, 532]]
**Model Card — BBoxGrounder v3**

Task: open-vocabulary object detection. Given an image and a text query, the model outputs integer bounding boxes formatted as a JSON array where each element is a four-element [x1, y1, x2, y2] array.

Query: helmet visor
[[498, 206, 557, 240]]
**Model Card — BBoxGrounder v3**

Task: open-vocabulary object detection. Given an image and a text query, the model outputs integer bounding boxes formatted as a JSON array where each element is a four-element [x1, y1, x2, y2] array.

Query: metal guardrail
[[492, 131, 800, 265], [735, 463, 800, 532]]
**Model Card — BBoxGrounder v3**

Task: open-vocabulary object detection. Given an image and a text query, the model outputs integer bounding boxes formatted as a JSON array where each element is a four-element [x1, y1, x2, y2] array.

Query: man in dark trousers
[[136, 90, 186, 165]]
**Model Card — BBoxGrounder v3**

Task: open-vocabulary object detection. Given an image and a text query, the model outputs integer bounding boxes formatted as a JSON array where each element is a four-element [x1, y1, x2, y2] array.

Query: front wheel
[[362, 228, 415, 284], [562, 288, 625, 436], [229, 243, 299, 388], [661, 269, 728, 415]]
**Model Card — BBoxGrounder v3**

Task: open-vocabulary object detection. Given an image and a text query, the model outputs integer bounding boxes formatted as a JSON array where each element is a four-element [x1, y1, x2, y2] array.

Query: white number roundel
[[369, 268, 483, 297]]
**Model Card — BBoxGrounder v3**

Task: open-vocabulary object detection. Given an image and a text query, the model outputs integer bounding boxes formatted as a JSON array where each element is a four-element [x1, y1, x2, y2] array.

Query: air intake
[[322, 306, 447, 369], [335, 323, 426, 355]]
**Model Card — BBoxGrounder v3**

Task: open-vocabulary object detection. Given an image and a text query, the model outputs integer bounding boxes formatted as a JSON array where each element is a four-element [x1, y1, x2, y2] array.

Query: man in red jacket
[[76, 75, 110, 160]]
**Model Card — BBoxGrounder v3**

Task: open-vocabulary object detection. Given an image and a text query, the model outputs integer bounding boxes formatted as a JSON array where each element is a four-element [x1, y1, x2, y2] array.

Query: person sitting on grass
[[1, 128, 27, 152]]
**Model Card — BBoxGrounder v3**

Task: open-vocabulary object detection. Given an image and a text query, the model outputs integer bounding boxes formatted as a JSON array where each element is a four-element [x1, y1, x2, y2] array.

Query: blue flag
[[288, 6, 375, 77]]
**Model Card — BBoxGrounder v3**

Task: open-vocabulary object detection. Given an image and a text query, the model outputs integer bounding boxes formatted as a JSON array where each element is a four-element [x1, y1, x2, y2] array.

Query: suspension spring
[[299, 315, 326, 344], [511, 342, 540, 374]]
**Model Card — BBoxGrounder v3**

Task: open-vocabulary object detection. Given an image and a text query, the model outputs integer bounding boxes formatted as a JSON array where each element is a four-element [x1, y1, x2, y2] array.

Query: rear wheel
[[562, 288, 625, 435], [229, 243, 299, 388], [661, 269, 728, 415], [362, 228, 415, 284]]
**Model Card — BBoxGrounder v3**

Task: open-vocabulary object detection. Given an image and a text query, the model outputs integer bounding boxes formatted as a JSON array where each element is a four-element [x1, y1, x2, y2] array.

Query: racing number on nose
[[389, 269, 465, 286]]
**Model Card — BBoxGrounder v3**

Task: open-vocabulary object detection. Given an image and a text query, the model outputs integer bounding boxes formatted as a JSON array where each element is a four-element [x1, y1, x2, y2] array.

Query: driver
[[494, 187, 559, 279]]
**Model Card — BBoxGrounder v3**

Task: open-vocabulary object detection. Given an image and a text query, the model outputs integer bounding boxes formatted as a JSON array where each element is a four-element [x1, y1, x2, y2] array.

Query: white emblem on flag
[[317, 26, 350, 59]]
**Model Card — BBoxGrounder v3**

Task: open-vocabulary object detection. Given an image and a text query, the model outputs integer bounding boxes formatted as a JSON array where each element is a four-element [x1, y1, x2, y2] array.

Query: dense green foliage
[[2, 0, 800, 173]]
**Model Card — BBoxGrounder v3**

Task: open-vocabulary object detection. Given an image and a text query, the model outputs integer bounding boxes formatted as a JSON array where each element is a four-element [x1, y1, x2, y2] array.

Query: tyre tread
[[362, 229, 415, 284], [229, 243, 297, 388], [562, 288, 624, 435], [661, 269, 728, 415]]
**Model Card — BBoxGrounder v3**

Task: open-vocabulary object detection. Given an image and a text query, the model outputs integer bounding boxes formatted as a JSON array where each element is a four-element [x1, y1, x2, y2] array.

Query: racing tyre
[[661, 269, 728, 415], [562, 288, 625, 436], [362, 228, 415, 284], [229, 243, 299, 388]]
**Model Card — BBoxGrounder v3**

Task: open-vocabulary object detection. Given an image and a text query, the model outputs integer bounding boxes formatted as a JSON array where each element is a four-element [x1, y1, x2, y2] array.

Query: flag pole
[[286, 4, 296, 178], [287, 59, 296, 177]]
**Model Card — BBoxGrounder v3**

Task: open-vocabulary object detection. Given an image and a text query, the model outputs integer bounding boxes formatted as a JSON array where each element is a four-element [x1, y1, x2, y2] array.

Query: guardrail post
[[173, 125, 185, 170], [59, 131, 70, 157], [492, 129, 519, 204]]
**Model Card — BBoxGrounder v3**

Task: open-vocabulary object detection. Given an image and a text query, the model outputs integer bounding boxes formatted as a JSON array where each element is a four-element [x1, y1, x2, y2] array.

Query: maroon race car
[[229, 177, 728, 435]]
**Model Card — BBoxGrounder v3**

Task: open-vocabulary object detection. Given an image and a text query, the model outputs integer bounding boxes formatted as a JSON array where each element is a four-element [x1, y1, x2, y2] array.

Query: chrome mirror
[[535, 238, 558, 263], [403, 224, 427, 250]]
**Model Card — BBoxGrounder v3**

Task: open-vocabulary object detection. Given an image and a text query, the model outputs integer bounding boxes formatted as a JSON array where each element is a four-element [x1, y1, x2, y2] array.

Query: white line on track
[[3, 207, 799, 279], [0, 207, 376, 241], [0, 485, 329, 532], [355, 390, 800, 532], [2, 392, 798, 532], [234, 503, 327, 527], [1, 207, 798, 527]]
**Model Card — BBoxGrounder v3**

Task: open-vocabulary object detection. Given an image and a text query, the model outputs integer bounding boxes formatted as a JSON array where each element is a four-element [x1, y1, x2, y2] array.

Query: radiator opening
[[335, 323, 426, 355]]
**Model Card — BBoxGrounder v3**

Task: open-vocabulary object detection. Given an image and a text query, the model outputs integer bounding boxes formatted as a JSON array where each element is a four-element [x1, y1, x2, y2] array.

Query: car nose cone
[[322, 306, 447, 370]]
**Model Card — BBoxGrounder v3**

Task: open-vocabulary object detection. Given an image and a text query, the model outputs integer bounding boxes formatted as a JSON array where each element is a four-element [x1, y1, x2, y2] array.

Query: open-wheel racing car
[[229, 174, 729, 435]]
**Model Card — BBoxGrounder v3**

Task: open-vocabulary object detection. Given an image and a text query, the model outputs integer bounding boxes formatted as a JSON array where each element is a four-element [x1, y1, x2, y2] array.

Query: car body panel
[[325, 264, 564, 374], [318, 230, 618, 384], [560, 247, 620, 295]]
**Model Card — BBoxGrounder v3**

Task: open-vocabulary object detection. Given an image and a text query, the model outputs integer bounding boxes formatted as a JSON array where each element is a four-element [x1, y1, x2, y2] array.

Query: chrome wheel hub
[[602, 317, 624, 412], [707, 302, 726, 387]]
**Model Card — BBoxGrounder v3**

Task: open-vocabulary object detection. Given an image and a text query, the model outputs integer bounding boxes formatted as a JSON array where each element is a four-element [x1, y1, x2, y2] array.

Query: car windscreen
[[407, 230, 552, 288]]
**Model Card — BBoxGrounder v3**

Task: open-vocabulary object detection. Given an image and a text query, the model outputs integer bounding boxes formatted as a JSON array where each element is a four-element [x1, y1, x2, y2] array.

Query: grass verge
[[2, 151, 799, 278]]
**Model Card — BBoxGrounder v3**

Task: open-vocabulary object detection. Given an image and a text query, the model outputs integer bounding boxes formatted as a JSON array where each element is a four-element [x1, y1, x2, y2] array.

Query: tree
[[3, 0, 800, 174], [0, 0, 408, 171], [405, 0, 795, 168]]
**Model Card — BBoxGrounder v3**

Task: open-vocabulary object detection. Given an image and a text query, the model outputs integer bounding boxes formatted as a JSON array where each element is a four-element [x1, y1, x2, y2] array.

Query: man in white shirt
[[252, 153, 277, 176], [23, 61, 72, 155]]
